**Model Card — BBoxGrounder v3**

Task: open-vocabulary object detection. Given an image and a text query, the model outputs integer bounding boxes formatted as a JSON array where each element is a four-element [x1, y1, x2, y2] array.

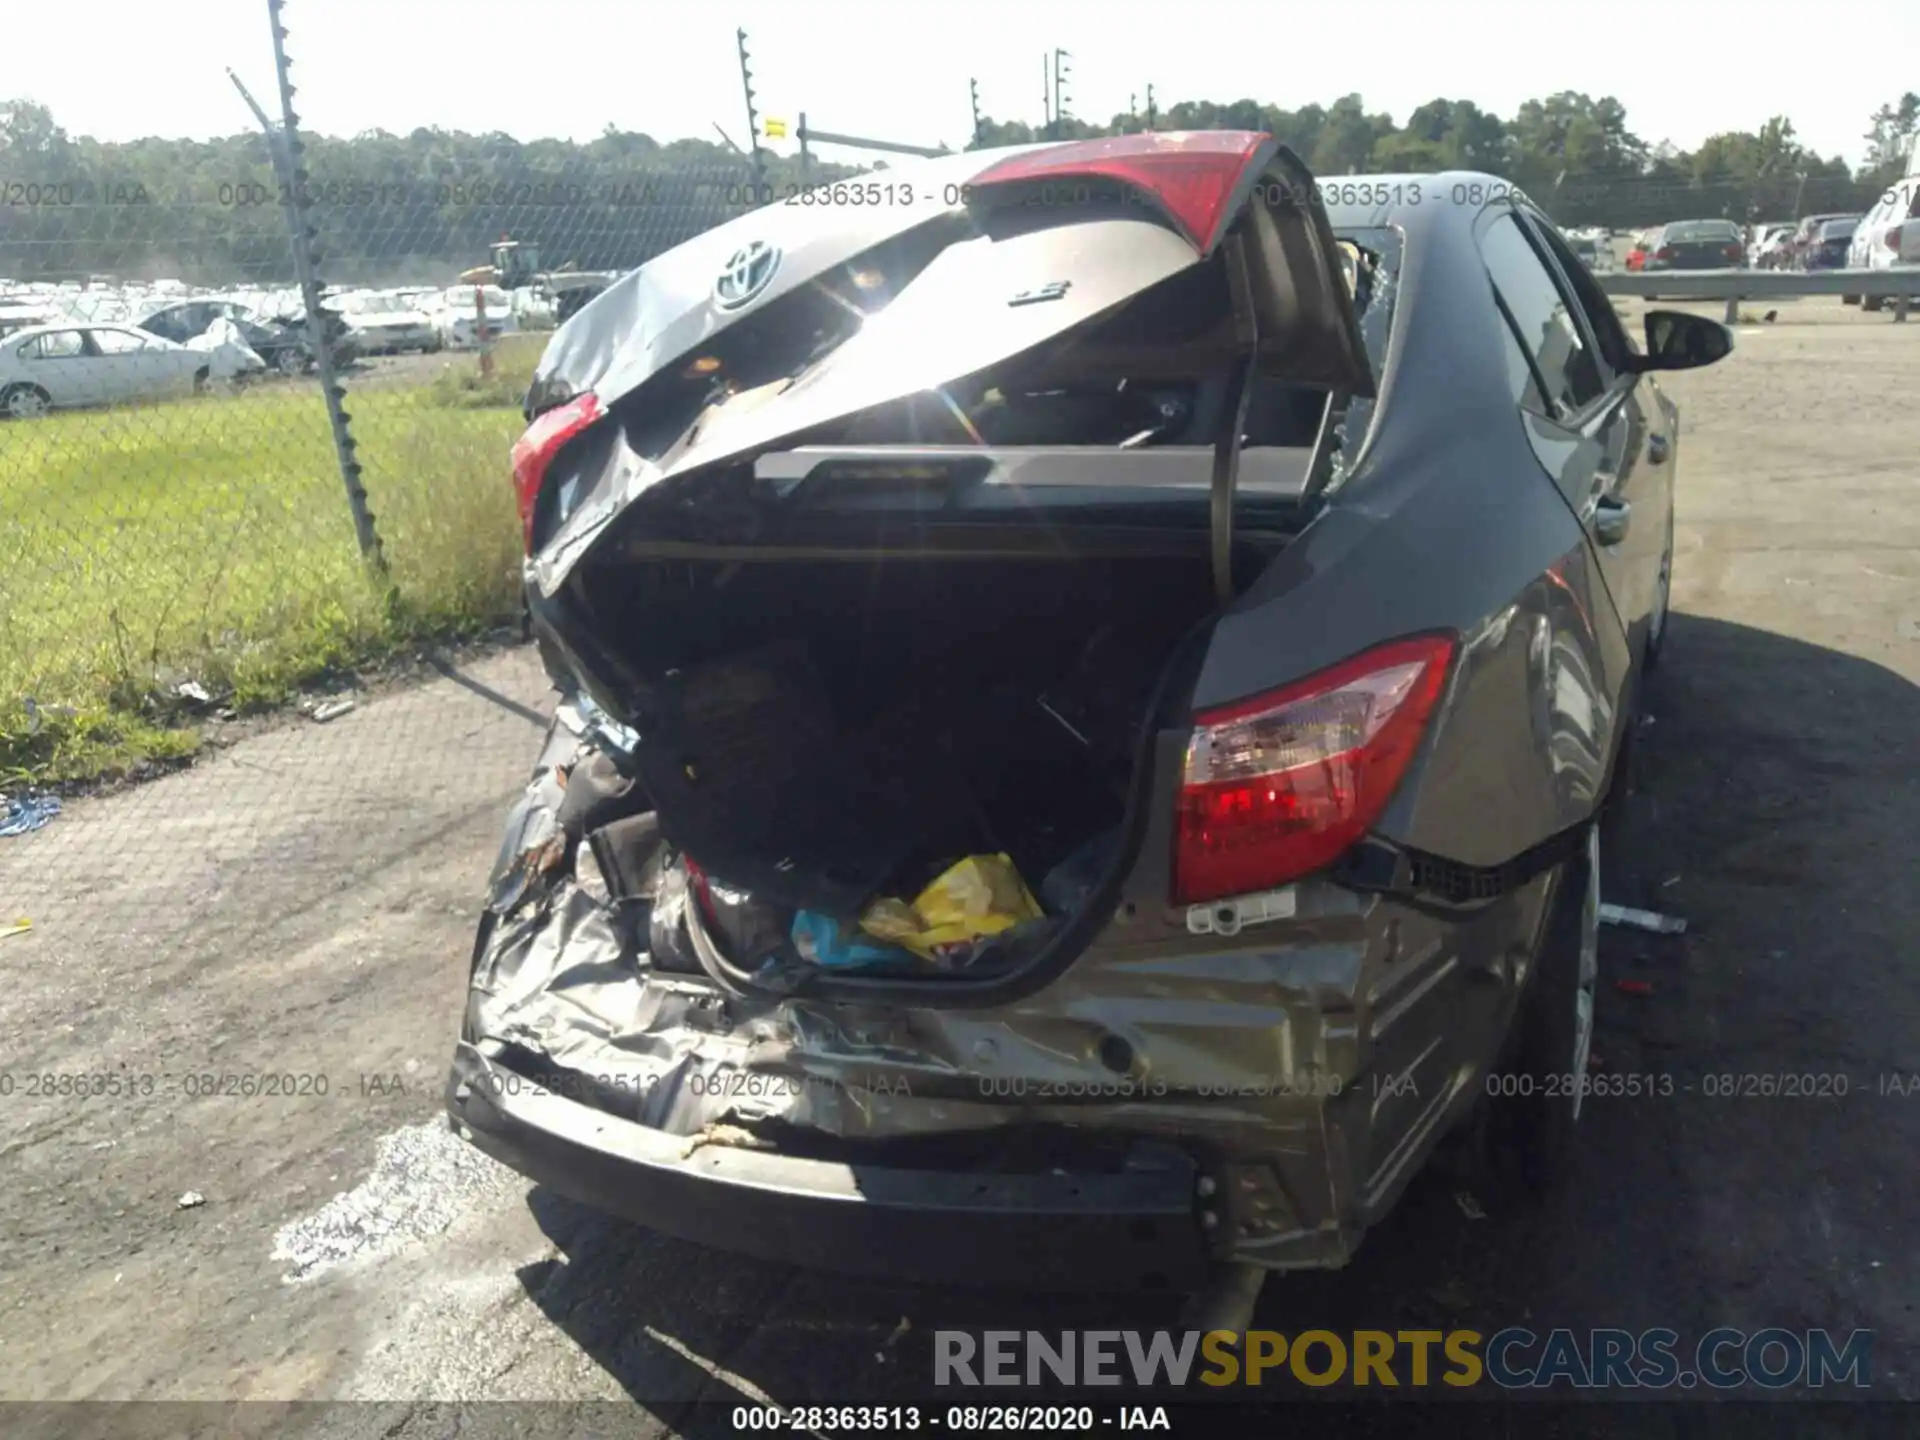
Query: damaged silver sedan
[[447, 133, 1730, 1295]]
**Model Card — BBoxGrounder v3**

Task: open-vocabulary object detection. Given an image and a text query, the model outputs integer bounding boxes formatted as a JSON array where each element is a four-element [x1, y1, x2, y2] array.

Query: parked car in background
[[1796, 217, 1859, 272], [1563, 228, 1613, 274], [0, 304, 54, 340], [0, 323, 212, 417], [1750, 224, 1794, 269], [1642, 220, 1746, 271], [1638, 220, 1746, 300], [432, 284, 521, 349], [1785, 213, 1857, 270], [1845, 177, 1920, 311], [334, 290, 441, 355], [447, 134, 1732, 1296], [137, 298, 348, 376]]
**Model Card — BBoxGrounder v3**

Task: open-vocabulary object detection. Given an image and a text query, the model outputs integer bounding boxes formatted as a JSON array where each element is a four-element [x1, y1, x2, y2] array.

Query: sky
[[14, 1, 1920, 171]]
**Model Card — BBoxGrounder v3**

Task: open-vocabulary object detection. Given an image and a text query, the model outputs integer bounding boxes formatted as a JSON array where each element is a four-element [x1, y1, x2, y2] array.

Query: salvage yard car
[[137, 297, 355, 374], [445, 133, 1732, 1295], [334, 289, 441, 355], [0, 322, 215, 417], [1845, 177, 1920, 311], [432, 284, 521, 349]]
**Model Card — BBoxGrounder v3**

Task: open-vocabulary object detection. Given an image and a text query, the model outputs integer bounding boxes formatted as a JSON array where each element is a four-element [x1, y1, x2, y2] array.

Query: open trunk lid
[[518, 132, 1375, 605]]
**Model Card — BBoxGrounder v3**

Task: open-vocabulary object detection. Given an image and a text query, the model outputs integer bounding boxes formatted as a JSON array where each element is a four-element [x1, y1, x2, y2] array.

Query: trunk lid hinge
[[1210, 233, 1261, 608]]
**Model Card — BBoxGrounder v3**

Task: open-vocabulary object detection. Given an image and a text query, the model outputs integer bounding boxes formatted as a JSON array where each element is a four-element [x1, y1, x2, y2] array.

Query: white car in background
[[1846, 175, 1920, 311], [1563, 227, 1614, 274], [0, 323, 215, 417], [0, 304, 55, 340], [432, 284, 521, 348], [335, 290, 442, 355], [1750, 224, 1795, 269]]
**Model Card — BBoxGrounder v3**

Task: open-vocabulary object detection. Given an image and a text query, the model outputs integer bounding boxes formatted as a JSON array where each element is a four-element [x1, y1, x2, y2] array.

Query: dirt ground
[[1, 296, 1916, 1432]]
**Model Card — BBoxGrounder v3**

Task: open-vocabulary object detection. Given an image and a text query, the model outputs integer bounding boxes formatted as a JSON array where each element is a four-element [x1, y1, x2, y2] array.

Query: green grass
[[0, 344, 545, 783]]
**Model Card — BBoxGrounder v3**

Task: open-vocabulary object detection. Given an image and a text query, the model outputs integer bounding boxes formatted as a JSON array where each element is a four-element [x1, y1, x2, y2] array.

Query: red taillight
[[1724, 244, 1742, 260], [510, 391, 601, 550], [1655, 246, 1675, 261], [1884, 224, 1904, 251], [1172, 635, 1455, 906], [967, 131, 1272, 253]]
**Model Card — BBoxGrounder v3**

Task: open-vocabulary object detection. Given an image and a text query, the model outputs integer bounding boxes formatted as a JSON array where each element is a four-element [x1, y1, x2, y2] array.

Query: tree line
[[0, 89, 1914, 286]]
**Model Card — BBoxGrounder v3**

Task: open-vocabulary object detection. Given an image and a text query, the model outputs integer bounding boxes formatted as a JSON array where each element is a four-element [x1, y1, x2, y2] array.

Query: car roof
[[1314, 170, 1513, 235], [4, 322, 90, 340]]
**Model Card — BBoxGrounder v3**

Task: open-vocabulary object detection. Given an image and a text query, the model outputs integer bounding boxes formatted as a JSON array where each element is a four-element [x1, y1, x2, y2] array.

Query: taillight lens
[[967, 130, 1271, 253], [510, 391, 601, 550], [1172, 634, 1454, 905], [1655, 246, 1675, 261], [1884, 224, 1904, 251], [1724, 244, 1742, 260]]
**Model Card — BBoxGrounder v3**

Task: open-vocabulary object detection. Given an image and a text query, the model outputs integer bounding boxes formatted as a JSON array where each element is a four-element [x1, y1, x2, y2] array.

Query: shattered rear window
[[1323, 226, 1400, 488]]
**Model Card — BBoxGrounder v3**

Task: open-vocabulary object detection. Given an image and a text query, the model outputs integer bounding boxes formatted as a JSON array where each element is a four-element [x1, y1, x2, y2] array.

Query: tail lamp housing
[[510, 391, 602, 550], [1172, 634, 1455, 905], [966, 130, 1275, 255]]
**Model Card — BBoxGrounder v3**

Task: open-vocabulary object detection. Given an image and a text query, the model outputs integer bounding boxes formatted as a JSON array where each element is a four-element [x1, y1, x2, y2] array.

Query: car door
[[20, 328, 104, 407], [90, 325, 189, 401], [1476, 206, 1664, 665], [1525, 212, 1674, 649]]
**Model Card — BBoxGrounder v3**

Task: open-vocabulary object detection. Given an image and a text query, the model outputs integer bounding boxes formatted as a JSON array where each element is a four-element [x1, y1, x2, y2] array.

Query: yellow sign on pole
[[763, 118, 788, 139]]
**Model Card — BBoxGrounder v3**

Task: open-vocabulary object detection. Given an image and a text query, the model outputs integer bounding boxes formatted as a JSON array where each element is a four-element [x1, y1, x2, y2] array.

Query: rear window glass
[[1818, 220, 1857, 240]]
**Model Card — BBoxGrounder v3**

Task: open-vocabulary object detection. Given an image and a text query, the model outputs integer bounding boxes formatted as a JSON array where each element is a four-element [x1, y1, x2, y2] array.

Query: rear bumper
[[445, 1041, 1216, 1292]]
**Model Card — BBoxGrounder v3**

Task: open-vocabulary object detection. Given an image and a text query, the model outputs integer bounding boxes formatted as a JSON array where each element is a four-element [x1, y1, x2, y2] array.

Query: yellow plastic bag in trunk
[[858, 854, 1044, 965]]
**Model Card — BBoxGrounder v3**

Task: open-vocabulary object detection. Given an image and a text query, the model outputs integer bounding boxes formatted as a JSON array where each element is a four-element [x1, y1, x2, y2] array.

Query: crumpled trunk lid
[[520, 133, 1372, 602]]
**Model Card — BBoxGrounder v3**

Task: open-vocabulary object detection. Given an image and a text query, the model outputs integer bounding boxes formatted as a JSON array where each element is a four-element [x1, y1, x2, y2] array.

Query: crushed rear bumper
[[445, 1041, 1214, 1292]]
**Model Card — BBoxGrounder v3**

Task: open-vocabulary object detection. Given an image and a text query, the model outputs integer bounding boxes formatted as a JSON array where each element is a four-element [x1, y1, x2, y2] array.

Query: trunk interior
[[568, 544, 1244, 979]]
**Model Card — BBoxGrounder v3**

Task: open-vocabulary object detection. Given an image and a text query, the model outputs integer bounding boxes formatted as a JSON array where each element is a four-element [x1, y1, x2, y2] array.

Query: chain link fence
[[0, 98, 823, 783]]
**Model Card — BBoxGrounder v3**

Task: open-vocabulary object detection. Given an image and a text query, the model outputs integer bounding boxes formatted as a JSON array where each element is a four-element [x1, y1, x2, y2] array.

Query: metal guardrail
[[1600, 268, 1920, 323]]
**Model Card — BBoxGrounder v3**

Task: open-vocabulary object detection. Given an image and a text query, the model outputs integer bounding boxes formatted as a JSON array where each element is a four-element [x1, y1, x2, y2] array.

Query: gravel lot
[[1, 298, 1916, 1432]]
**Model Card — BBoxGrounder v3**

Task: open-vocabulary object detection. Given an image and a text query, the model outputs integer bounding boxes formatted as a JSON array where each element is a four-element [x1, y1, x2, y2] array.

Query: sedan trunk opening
[[571, 542, 1229, 980]]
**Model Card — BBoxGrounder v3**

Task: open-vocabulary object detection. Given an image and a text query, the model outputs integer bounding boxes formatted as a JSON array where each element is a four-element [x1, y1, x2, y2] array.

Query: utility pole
[[797, 111, 811, 186], [1145, 84, 1157, 132], [969, 77, 983, 148], [736, 28, 767, 199], [1041, 55, 1052, 136], [1052, 49, 1072, 137]]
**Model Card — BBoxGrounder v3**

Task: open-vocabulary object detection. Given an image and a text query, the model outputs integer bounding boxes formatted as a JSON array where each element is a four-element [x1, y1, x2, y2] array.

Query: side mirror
[[1632, 309, 1734, 372]]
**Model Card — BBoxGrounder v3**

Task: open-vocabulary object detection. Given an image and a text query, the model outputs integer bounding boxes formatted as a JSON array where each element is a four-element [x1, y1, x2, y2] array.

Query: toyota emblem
[[713, 240, 782, 311]]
